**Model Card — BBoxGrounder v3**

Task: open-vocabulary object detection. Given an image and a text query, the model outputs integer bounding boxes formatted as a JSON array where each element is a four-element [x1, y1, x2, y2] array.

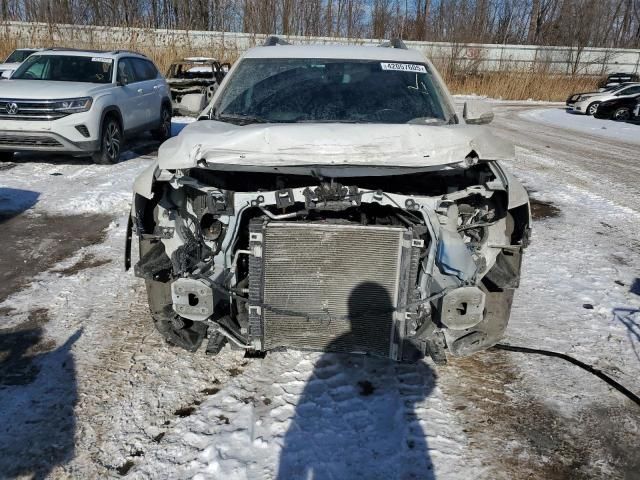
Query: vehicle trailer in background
[[166, 58, 230, 116]]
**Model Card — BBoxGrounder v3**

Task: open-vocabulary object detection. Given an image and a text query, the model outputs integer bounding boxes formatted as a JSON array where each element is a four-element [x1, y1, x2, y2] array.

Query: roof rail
[[378, 38, 408, 50], [110, 49, 147, 57], [44, 47, 106, 52], [263, 35, 291, 46]]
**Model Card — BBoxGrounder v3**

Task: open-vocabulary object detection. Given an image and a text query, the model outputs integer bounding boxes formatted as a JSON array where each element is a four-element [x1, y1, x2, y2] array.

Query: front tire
[[586, 102, 600, 116], [0, 151, 14, 162], [152, 104, 172, 142], [613, 107, 631, 121], [92, 116, 122, 164], [139, 238, 208, 352]]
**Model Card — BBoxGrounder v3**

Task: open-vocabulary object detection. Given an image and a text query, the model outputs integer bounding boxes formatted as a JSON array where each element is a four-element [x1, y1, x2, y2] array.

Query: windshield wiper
[[295, 119, 363, 123], [215, 113, 269, 125], [407, 117, 446, 125]]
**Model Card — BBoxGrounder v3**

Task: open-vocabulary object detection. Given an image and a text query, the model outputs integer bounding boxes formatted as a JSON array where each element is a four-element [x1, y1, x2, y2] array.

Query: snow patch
[[520, 107, 640, 145]]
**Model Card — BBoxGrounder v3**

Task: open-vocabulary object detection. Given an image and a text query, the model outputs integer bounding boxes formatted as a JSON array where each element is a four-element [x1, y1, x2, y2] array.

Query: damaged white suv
[[128, 39, 531, 363]]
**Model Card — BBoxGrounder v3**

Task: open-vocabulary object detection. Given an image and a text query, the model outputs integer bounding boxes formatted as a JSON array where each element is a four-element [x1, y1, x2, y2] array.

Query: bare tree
[[2, 0, 640, 49]]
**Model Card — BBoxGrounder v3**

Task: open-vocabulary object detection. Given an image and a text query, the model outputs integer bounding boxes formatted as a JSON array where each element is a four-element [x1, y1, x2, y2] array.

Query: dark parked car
[[594, 93, 640, 121], [597, 72, 640, 90]]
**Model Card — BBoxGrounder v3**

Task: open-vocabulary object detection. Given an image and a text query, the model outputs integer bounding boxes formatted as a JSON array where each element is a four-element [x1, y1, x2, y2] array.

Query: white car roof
[[243, 45, 427, 63], [183, 57, 219, 62], [32, 49, 147, 60]]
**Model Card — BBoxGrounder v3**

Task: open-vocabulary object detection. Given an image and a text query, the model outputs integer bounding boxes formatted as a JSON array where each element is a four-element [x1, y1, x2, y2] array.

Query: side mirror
[[463, 100, 494, 125], [117, 75, 129, 87]]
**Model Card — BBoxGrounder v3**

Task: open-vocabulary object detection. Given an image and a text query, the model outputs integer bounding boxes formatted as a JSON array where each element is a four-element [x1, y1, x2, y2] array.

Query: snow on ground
[[0, 118, 193, 217], [504, 146, 640, 389], [521, 107, 640, 145], [131, 124, 640, 479], [0, 110, 639, 479], [453, 94, 563, 106]]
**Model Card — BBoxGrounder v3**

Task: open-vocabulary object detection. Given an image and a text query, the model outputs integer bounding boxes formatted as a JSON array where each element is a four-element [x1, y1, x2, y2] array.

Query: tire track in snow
[[489, 105, 640, 213]]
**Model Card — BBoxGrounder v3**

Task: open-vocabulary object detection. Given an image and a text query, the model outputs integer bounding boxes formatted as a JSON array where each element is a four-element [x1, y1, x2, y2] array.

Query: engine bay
[[132, 162, 529, 363]]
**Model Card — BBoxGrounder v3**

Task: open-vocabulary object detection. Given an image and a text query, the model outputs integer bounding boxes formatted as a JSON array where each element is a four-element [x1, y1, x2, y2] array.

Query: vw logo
[[6, 103, 18, 115]]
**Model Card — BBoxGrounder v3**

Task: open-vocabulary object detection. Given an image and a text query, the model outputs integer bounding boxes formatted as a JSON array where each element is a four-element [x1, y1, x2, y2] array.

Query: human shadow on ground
[[277, 282, 436, 480], [0, 323, 81, 479], [0, 187, 39, 223]]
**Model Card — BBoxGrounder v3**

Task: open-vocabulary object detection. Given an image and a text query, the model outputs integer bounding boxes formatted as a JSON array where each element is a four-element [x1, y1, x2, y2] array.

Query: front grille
[[0, 99, 69, 121], [0, 135, 62, 147], [248, 222, 420, 359]]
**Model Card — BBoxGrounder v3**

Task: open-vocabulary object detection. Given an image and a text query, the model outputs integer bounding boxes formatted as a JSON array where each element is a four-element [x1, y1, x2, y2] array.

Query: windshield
[[4, 50, 37, 63], [610, 83, 638, 93], [11, 55, 114, 83], [214, 58, 454, 124], [169, 63, 215, 79]]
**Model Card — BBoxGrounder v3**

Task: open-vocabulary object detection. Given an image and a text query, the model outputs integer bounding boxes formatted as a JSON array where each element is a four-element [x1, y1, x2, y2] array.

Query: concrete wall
[[3, 21, 640, 75]]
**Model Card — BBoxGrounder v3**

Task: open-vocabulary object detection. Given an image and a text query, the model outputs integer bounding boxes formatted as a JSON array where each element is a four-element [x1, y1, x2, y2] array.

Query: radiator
[[248, 221, 420, 359]]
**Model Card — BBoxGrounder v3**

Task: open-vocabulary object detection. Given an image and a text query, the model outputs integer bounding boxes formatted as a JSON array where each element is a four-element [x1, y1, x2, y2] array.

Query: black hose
[[493, 343, 640, 408]]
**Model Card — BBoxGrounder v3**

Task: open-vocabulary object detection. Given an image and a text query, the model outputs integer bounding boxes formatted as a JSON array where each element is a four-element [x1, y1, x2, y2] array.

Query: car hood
[[0, 80, 112, 98], [0, 63, 20, 78], [578, 93, 599, 100], [158, 121, 515, 170], [0, 62, 20, 71], [572, 91, 599, 96]]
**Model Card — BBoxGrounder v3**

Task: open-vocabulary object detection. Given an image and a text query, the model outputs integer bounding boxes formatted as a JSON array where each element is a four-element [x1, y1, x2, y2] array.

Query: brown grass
[[1, 29, 600, 101], [442, 70, 599, 102], [0, 28, 238, 75]]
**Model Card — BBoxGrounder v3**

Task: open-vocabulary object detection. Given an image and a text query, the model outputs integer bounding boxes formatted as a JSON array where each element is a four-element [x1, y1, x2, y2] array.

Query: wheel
[[586, 102, 600, 116], [613, 107, 631, 121], [0, 151, 14, 162], [92, 116, 122, 164], [152, 104, 172, 142], [139, 238, 208, 352]]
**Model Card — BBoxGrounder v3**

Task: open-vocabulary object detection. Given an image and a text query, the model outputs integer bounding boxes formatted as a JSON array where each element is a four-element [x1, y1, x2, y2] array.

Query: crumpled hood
[[158, 120, 514, 170]]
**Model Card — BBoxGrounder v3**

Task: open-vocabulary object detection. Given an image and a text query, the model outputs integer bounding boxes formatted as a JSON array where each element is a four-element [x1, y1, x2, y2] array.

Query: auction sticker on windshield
[[92, 57, 113, 64], [381, 62, 427, 73]]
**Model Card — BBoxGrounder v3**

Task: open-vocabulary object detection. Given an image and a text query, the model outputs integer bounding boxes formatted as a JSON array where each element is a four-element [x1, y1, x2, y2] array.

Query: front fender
[[126, 161, 159, 270], [133, 161, 159, 203], [490, 161, 529, 210]]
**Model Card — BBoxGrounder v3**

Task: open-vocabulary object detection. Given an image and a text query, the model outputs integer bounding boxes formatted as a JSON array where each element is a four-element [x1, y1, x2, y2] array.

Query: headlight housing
[[52, 97, 93, 114]]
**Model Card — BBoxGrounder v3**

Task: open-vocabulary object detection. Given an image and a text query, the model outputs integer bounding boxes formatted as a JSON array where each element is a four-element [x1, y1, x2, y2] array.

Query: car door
[[145, 59, 167, 121], [115, 58, 145, 131], [131, 58, 161, 127]]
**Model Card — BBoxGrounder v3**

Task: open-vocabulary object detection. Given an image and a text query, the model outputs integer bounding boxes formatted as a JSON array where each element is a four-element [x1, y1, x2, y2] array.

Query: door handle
[[153, 85, 159, 90], [137, 88, 144, 94]]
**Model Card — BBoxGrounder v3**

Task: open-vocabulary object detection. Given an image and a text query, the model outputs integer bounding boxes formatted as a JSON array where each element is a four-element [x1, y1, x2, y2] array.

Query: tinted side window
[[15, 56, 49, 79], [117, 58, 138, 84], [145, 60, 160, 79], [131, 58, 158, 81]]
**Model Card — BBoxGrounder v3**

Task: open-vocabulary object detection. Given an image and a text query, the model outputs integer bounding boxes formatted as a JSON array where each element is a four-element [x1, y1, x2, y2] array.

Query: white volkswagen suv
[[0, 49, 172, 164]]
